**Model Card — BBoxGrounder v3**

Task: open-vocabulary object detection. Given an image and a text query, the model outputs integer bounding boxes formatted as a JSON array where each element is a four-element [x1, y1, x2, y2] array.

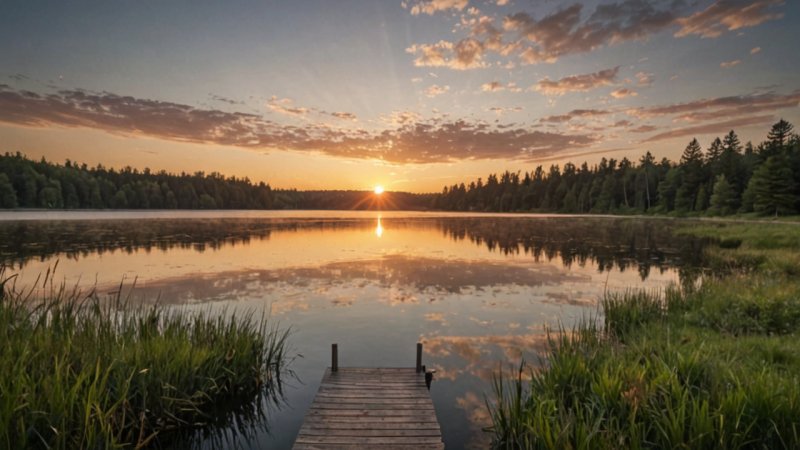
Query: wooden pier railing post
[[416, 342, 423, 373], [332, 343, 338, 372]]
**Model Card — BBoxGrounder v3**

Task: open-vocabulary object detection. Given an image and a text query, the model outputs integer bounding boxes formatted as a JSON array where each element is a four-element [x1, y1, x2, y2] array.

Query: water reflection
[[375, 215, 384, 238], [0, 213, 711, 449]]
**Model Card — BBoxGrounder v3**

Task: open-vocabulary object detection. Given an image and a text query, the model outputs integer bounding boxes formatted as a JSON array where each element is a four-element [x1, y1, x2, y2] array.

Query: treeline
[[0, 153, 434, 210], [0, 154, 276, 210], [434, 120, 800, 216]]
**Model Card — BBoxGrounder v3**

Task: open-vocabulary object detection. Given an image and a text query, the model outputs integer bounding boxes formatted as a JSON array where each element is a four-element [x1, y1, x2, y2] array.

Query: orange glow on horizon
[[374, 185, 385, 195]]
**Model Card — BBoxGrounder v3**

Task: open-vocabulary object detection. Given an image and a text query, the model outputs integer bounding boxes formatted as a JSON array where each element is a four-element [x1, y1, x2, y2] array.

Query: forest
[[1, 119, 797, 215], [0, 153, 432, 210], [434, 120, 799, 216]]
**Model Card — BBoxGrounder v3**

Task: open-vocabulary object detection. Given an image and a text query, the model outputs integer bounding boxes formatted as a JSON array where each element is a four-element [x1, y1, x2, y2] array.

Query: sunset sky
[[1, 0, 798, 192]]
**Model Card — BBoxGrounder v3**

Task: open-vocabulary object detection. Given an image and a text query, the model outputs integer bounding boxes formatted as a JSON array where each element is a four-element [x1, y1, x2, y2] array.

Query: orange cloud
[[533, 67, 619, 96], [424, 84, 450, 98], [642, 114, 775, 142], [675, 0, 784, 38], [403, 0, 468, 16], [720, 59, 741, 68], [611, 88, 638, 99], [540, 109, 610, 124], [407, 38, 487, 70], [0, 86, 595, 164]]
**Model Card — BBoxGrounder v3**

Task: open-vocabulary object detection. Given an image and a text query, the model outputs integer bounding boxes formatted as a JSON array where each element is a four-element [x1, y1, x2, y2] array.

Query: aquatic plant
[[0, 266, 289, 449], [486, 223, 800, 449]]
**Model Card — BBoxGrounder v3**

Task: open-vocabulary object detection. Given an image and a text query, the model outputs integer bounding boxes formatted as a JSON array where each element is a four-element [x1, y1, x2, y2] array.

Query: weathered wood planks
[[293, 367, 444, 449]]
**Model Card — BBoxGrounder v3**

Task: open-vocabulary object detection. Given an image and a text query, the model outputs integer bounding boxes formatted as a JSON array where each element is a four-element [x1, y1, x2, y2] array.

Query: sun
[[374, 185, 384, 195]]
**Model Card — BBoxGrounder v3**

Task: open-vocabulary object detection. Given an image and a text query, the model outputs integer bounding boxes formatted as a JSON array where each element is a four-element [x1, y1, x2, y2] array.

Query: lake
[[0, 211, 707, 449]]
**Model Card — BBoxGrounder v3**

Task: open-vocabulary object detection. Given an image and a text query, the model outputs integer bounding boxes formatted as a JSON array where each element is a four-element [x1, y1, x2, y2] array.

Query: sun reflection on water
[[375, 215, 383, 237]]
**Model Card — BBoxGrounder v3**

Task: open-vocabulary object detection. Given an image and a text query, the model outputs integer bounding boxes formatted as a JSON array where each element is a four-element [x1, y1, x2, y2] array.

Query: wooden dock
[[293, 344, 444, 449]]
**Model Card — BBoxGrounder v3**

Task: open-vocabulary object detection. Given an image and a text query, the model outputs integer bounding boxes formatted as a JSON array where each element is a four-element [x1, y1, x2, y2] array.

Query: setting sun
[[374, 185, 384, 195]]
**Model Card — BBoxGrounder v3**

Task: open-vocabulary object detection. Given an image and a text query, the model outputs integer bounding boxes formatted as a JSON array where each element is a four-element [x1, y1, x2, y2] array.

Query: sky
[[0, 0, 798, 193]]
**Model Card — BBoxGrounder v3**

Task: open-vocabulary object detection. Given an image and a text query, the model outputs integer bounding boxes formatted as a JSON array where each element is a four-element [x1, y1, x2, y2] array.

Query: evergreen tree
[[767, 119, 794, 148], [676, 139, 705, 211], [744, 154, 798, 216], [0, 173, 17, 208], [708, 175, 736, 216]]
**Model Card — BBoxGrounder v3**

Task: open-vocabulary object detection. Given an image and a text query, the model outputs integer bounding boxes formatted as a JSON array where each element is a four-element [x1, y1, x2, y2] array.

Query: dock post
[[332, 343, 338, 372], [416, 342, 423, 373]]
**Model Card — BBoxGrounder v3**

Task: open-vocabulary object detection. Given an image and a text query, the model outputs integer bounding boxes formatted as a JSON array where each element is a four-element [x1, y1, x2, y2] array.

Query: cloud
[[487, 106, 523, 115], [631, 124, 658, 133], [403, 0, 469, 15], [209, 94, 243, 105], [406, 38, 487, 70], [407, 0, 785, 70], [480, 81, 521, 92], [267, 96, 310, 117], [750, 46, 761, 54], [540, 108, 610, 123], [642, 114, 775, 142], [633, 90, 800, 122], [720, 59, 741, 68], [425, 84, 450, 97], [481, 81, 504, 92], [611, 88, 637, 98], [382, 110, 422, 125], [0, 86, 595, 164], [635, 71, 654, 86], [504, 2, 675, 64], [330, 111, 357, 120], [533, 67, 619, 96], [674, 0, 784, 39]]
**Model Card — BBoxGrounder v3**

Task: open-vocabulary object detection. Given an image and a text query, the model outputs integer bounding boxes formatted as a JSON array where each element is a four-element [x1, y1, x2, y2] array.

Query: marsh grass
[[0, 266, 290, 449], [487, 223, 800, 449]]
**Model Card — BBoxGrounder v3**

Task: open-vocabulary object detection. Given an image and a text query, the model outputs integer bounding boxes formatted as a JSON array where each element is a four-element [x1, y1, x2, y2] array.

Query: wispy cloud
[[720, 59, 741, 68], [643, 114, 775, 142], [425, 84, 450, 97], [0, 86, 595, 164], [750, 46, 762, 54], [267, 96, 310, 117], [633, 90, 800, 122], [540, 109, 610, 123], [610, 88, 637, 98], [635, 71, 654, 87], [533, 67, 619, 96], [406, 0, 786, 69], [674, 0, 784, 38], [504, 2, 675, 64], [402, 0, 469, 16], [480, 81, 520, 92], [406, 39, 487, 70]]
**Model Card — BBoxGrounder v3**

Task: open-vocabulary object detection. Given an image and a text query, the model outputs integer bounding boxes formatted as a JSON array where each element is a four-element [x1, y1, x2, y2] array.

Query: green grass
[[0, 267, 289, 449], [486, 223, 800, 449]]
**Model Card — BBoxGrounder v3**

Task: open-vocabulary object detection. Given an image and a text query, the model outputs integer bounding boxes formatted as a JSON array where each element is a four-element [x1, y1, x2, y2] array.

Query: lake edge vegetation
[[0, 268, 290, 449], [486, 221, 800, 449]]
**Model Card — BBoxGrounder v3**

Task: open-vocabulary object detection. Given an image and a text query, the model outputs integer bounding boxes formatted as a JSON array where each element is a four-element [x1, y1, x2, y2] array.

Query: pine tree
[[0, 173, 17, 208], [744, 154, 798, 216], [767, 119, 794, 148], [709, 175, 736, 215], [677, 139, 705, 211]]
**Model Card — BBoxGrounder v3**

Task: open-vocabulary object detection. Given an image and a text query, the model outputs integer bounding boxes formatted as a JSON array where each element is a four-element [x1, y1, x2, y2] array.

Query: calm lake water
[[0, 211, 707, 449]]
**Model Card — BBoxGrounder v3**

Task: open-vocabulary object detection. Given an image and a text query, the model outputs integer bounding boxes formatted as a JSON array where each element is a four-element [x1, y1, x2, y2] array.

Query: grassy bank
[[0, 269, 289, 449], [487, 222, 800, 449]]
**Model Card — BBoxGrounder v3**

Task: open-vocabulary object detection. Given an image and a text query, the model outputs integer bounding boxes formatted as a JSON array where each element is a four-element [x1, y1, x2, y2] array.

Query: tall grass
[[0, 266, 289, 449], [486, 223, 800, 449]]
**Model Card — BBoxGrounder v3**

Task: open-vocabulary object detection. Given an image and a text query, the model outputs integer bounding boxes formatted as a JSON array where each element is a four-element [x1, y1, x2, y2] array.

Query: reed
[[0, 267, 289, 449], [486, 223, 800, 449]]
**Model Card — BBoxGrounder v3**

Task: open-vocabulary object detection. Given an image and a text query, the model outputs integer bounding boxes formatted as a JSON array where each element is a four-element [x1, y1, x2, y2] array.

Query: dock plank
[[293, 368, 443, 449]]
